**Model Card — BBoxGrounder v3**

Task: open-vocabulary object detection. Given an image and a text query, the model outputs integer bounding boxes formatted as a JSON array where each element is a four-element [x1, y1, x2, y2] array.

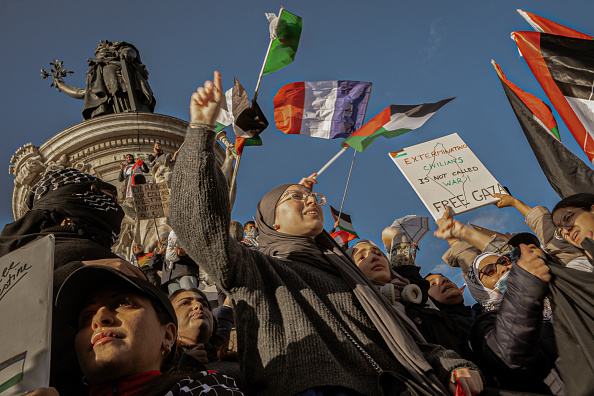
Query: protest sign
[[0, 236, 54, 395], [389, 133, 507, 220], [131, 182, 170, 219]]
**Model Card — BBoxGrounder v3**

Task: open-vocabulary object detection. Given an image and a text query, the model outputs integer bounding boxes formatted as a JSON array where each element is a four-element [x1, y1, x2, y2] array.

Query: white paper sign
[[0, 236, 54, 395], [389, 133, 507, 220]]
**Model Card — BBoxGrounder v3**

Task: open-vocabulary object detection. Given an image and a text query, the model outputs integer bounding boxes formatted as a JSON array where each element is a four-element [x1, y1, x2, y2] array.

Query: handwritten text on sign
[[131, 182, 170, 219], [389, 133, 507, 220]]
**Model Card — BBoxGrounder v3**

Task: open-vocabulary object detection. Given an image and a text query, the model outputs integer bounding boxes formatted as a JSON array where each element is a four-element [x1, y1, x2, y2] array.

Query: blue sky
[[2, 0, 593, 303]]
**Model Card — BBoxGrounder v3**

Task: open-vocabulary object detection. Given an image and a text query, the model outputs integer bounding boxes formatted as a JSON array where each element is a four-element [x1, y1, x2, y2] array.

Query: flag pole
[[254, 7, 284, 102], [315, 146, 350, 178], [229, 154, 242, 210], [333, 150, 357, 232]]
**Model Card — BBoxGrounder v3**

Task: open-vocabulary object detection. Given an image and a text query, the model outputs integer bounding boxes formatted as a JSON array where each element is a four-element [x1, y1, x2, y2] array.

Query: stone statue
[[42, 40, 156, 120]]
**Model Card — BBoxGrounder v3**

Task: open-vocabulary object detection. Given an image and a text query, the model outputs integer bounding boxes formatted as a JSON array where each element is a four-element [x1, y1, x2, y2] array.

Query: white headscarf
[[467, 252, 504, 310]]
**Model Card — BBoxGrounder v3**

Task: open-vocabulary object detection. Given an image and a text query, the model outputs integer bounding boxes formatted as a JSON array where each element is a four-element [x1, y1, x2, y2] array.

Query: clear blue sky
[[2, 0, 593, 303]]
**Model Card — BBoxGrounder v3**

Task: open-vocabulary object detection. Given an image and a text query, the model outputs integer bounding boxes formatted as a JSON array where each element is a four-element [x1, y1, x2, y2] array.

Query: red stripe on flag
[[513, 31, 594, 161], [520, 10, 592, 39], [274, 81, 305, 135], [493, 62, 557, 131], [346, 106, 393, 139]]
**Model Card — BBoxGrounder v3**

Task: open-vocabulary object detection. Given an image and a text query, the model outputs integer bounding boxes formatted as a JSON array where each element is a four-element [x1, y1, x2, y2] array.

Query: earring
[[82, 376, 90, 386], [273, 224, 279, 230], [161, 346, 171, 358]]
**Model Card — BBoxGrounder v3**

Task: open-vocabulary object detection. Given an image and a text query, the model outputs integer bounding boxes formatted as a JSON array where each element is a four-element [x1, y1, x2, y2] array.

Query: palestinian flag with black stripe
[[512, 31, 594, 163], [493, 60, 594, 198], [329, 205, 358, 241], [342, 98, 454, 152]]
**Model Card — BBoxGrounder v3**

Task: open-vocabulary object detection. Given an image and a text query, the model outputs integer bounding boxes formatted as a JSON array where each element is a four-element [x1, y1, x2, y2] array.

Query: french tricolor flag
[[273, 80, 372, 139]]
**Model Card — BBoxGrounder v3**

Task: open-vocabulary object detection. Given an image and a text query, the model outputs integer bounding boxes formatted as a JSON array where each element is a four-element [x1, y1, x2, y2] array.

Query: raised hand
[[190, 71, 223, 126]]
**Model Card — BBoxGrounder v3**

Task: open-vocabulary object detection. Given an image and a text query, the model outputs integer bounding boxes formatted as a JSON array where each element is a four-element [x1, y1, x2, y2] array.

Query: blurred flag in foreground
[[274, 80, 372, 139], [517, 9, 592, 39], [263, 9, 302, 75], [512, 31, 594, 163], [493, 60, 594, 198], [343, 98, 454, 152]]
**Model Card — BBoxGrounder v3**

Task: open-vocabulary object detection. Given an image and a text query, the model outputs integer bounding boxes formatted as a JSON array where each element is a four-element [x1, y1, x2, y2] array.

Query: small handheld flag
[[342, 98, 454, 152], [274, 80, 372, 139], [263, 9, 302, 75]]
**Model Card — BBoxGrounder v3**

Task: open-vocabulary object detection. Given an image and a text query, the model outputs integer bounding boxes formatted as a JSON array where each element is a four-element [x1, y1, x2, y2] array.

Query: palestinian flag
[[216, 78, 269, 139], [513, 31, 594, 163], [274, 80, 372, 139], [342, 98, 454, 152], [493, 60, 594, 198], [234, 136, 263, 156], [517, 9, 592, 39], [263, 9, 302, 75], [330, 205, 358, 239], [331, 230, 355, 247]]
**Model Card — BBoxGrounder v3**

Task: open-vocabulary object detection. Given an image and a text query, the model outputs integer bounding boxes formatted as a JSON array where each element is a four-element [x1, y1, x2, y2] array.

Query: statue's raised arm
[[41, 40, 156, 120]]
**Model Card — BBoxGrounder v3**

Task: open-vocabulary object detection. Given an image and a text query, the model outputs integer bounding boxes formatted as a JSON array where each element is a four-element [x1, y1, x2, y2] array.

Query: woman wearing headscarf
[[0, 168, 144, 395], [434, 211, 559, 394], [169, 72, 482, 396], [346, 239, 473, 361]]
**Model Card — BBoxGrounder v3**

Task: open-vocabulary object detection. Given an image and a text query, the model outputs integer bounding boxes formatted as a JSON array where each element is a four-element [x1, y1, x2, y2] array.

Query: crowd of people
[[3, 71, 594, 396]]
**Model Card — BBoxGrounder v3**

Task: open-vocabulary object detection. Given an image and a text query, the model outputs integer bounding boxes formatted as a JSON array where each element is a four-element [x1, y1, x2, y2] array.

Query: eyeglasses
[[478, 255, 511, 280], [554, 209, 578, 240], [276, 189, 327, 207]]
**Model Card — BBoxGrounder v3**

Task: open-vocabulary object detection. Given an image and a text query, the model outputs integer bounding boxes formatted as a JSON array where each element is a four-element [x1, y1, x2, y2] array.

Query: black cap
[[55, 265, 177, 330], [507, 232, 541, 248]]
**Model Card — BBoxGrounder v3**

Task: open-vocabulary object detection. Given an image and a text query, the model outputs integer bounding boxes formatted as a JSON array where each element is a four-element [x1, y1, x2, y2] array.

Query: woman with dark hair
[[169, 288, 241, 387], [25, 265, 242, 396], [169, 72, 482, 396], [552, 193, 594, 263]]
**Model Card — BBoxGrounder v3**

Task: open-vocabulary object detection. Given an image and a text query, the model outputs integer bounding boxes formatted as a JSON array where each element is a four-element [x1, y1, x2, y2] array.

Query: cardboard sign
[[0, 236, 54, 395], [389, 133, 507, 220], [131, 182, 170, 219]]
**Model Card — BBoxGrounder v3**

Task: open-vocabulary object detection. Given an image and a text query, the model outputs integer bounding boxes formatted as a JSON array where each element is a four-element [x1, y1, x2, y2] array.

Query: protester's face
[[75, 289, 172, 385], [553, 206, 594, 248], [133, 244, 143, 255], [245, 223, 255, 233], [172, 291, 213, 344], [125, 155, 134, 164], [478, 255, 511, 292], [426, 274, 463, 305], [351, 243, 391, 283], [154, 143, 162, 153], [274, 185, 324, 238]]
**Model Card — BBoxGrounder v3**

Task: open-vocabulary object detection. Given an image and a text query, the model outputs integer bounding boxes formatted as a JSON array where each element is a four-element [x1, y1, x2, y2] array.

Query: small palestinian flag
[[512, 31, 594, 163], [330, 205, 358, 239], [517, 9, 592, 39], [342, 98, 454, 152], [331, 230, 355, 247], [493, 60, 594, 198]]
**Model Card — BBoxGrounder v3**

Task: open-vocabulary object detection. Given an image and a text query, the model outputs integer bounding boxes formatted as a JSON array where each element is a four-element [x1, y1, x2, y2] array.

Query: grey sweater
[[170, 127, 472, 396]]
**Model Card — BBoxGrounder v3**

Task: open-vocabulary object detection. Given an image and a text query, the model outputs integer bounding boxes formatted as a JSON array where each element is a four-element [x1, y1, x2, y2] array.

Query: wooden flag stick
[[315, 146, 350, 178], [254, 7, 284, 101]]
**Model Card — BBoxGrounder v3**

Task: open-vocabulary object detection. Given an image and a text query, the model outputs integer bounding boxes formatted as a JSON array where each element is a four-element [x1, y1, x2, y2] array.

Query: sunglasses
[[478, 255, 511, 280], [554, 209, 579, 241]]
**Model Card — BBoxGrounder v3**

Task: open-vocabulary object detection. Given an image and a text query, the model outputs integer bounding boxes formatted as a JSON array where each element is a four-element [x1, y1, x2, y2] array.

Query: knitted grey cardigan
[[170, 128, 472, 396]]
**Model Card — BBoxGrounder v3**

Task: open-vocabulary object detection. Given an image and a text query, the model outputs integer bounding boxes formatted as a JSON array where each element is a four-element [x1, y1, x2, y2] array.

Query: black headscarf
[[256, 184, 448, 395], [1, 168, 124, 248]]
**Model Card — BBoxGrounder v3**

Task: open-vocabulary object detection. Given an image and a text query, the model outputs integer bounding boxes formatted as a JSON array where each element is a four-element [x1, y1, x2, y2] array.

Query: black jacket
[[470, 264, 557, 394]]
